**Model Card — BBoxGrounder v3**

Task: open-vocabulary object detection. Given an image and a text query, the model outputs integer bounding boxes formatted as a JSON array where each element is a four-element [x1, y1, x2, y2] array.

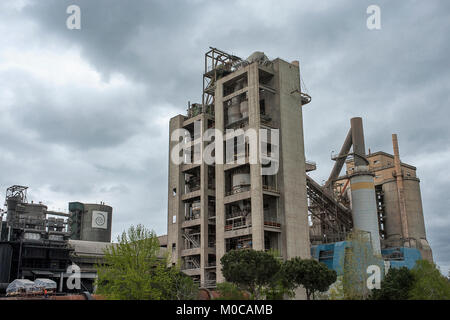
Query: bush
[[214, 282, 249, 300], [370, 267, 414, 300]]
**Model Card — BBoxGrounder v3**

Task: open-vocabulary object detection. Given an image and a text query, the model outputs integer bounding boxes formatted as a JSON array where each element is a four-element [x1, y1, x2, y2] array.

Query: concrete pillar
[[214, 80, 226, 282], [167, 115, 185, 265], [275, 59, 310, 260], [248, 63, 264, 251], [200, 115, 209, 285]]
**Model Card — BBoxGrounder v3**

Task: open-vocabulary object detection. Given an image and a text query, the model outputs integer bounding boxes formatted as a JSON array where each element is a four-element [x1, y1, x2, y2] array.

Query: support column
[[167, 115, 185, 266], [200, 115, 209, 286], [214, 82, 226, 282], [248, 63, 264, 251]]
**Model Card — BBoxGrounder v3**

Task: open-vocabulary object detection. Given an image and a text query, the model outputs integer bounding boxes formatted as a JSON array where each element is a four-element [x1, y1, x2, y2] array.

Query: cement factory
[[0, 185, 114, 295], [166, 48, 433, 288], [0, 48, 435, 299]]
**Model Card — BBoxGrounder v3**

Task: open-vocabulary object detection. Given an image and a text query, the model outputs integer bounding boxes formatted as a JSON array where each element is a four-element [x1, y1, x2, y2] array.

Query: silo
[[80, 204, 113, 243], [68, 202, 84, 240], [349, 118, 381, 255], [240, 100, 249, 118], [227, 103, 241, 124], [390, 134, 432, 261], [403, 178, 426, 240], [350, 167, 381, 255], [382, 177, 432, 260], [403, 177, 432, 261], [382, 179, 403, 247], [232, 172, 251, 193]]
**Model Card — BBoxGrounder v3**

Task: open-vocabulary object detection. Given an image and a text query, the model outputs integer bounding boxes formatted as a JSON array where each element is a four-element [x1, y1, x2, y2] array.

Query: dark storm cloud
[[1, 0, 449, 273], [0, 68, 150, 149], [22, 0, 210, 108]]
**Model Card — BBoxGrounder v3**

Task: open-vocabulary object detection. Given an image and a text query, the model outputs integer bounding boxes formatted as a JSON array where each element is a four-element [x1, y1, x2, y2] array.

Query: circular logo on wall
[[95, 213, 106, 226], [92, 210, 108, 229]]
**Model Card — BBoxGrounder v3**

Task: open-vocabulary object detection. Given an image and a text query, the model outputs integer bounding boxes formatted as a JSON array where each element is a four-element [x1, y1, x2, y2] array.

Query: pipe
[[350, 117, 366, 166], [340, 179, 350, 196], [16, 240, 22, 279], [392, 134, 409, 239], [46, 211, 70, 217], [325, 128, 352, 188]]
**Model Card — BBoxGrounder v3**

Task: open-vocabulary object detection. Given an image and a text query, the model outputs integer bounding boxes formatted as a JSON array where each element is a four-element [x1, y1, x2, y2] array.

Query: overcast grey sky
[[0, 0, 448, 274]]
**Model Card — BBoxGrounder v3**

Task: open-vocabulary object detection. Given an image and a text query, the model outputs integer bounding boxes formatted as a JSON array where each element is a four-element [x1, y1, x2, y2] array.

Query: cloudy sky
[[0, 0, 448, 274]]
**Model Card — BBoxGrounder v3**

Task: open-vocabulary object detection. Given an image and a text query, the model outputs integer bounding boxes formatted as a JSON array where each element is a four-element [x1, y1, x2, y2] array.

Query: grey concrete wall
[[381, 177, 433, 261], [403, 178, 427, 240], [167, 115, 185, 265], [382, 180, 403, 245], [350, 172, 381, 255], [248, 63, 264, 251], [273, 59, 310, 260], [81, 203, 113, 243], [214, 75, 226, 282]]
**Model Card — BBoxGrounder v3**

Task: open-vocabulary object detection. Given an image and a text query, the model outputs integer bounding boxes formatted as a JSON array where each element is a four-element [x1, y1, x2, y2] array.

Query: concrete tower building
[[167, 49, 311, 287]]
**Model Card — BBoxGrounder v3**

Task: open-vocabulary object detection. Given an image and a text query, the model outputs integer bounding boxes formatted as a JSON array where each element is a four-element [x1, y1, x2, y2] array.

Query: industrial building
[[0, 185, 114, 294], [323, 131, 433, 263], [310, 120, 433, 283], [168, 48, 312, 287], [167, 48, 433, 289]]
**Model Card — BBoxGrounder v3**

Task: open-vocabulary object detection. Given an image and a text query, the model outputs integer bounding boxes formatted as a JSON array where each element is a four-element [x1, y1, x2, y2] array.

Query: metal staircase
[[182, 231, 200, 248]]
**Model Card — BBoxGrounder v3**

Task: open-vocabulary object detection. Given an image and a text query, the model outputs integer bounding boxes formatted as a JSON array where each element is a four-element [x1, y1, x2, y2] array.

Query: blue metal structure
[[311, 241, 422, 276]]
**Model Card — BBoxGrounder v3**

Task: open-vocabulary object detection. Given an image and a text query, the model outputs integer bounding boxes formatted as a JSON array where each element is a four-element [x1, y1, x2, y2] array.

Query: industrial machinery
[[307, 117, 433, 276], [0, 185, 72, 288], [0, 186, 115, 295]]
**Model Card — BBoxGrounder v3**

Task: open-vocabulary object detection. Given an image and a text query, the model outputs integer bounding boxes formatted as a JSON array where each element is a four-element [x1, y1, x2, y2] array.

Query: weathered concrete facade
[[167, 51, 310, 287]]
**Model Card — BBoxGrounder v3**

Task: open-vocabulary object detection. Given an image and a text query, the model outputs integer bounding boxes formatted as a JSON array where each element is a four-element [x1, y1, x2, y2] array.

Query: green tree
[[327, 276, 346, 300], [282, 257, 337, 300], [370, 267, 415, 300], [261, 278, 294, 300], [262, 249, 294, 300], [95, 224, 197, 300], [341, 230, 382, 299], [166, 267, 198, 300], [409, 260, 450, 300], [220, 249, 281, 299], [214, 282, 250, 300]]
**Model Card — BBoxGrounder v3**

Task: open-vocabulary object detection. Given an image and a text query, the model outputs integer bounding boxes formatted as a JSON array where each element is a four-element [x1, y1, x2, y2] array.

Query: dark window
[[260, 99, 266, 115]]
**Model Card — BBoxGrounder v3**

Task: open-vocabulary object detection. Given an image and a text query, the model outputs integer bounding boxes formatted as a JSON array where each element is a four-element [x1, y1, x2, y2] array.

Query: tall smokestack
[[392, 134, 409, 239]]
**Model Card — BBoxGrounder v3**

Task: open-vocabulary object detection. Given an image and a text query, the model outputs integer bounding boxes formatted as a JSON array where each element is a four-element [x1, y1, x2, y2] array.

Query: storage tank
[[227, 103, 241, 124], [350, 166, 381, 255], [384, 134, 433, 262], [349, 118, 381, 255], [403, 178, 427, 241], [234, 80, 244, 92], [240, 100, 249, 118], [232, 173, 250, 193], [382, 179, 403, 247], [77, 203, 113, 243], [382, 177, 432, 261], [192, 201, 201, 218]]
